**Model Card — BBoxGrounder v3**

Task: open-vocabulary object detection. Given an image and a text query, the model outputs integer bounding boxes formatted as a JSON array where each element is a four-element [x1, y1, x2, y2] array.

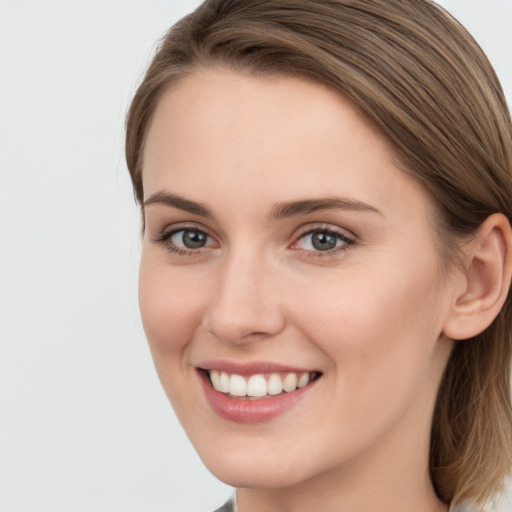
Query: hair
[[125, 0, 512, 505]]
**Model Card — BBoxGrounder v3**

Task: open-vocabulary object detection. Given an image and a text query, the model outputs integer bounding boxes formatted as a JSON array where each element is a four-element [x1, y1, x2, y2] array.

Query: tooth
[[247, 375, 267, 397], [267, 373, 283, 395], [283, 373, 298, 392], [230, 374, 247, 396], [210, 370, 221, 391], [297, 372, 310, 388], [219, 372, 230, 393]]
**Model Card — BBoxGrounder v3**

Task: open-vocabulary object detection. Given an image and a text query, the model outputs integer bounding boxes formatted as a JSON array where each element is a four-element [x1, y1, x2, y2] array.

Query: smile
[[198, 364, 322, 423], [207, 370, 320, 399]]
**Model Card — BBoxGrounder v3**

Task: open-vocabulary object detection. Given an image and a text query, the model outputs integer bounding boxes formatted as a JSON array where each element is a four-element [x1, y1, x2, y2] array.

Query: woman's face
[[139, 70, 459, 490]]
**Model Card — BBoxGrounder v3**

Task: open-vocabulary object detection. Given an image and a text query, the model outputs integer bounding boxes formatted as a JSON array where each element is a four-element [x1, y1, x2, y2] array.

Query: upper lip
[[197, 360, 319, 376]]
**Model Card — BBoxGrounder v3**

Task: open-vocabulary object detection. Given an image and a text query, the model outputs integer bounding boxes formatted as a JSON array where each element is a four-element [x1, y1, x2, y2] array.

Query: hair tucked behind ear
[[431, 307, 512, 504], [126, 0, 512, 504]]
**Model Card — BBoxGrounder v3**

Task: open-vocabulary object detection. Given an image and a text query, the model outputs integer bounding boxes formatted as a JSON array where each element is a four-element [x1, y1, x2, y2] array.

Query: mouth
[[202, 369, 322, 400], [196, 361, 323, 422]]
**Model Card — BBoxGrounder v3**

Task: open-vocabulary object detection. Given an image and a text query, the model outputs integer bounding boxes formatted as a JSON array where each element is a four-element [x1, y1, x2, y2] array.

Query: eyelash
[[153, 225, 217, 257], [291, 225, 356, 257], [153, 224, 356, 257]]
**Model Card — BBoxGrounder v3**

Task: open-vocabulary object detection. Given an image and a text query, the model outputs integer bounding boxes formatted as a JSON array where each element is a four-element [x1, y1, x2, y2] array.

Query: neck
[[236, 465, 449, 512], [236, 442, 449, 512]]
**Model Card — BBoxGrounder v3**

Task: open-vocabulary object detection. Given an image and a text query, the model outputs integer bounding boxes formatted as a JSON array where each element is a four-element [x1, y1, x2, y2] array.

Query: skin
[[138, 69, 465, 512]]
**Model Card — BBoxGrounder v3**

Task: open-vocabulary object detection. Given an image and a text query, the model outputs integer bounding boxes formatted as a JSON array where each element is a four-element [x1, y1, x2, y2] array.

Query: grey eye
[[311, 232, 337, 251], [296, 229, 352, 252], [171, 229, 210, 249]]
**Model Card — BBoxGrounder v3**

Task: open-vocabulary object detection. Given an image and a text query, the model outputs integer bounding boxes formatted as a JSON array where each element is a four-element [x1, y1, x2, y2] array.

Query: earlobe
[[442, 213, 512, 341]]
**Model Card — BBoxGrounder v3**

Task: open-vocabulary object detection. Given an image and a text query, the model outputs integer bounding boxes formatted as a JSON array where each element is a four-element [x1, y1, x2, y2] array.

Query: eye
[[293, 227, 355, 253], [154, 226, 217, 255], [171, 229, 211, 249]]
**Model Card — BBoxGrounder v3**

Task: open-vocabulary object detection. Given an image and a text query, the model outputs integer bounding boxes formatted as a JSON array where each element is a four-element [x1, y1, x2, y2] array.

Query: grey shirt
[[213, 497, 235, 512]]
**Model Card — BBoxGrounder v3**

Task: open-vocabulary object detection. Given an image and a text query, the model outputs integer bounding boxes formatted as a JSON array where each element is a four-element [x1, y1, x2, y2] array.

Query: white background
[[0, 1, 511, 511]]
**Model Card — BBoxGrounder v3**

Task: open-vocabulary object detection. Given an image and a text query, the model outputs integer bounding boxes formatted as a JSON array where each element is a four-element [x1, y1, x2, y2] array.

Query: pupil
[[312, 232, 337, 251], [183, 230, 206, 249]]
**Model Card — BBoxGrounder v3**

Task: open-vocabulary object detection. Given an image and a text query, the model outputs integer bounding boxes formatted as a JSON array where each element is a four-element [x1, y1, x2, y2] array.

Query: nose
[[201, 249, 286, 344]]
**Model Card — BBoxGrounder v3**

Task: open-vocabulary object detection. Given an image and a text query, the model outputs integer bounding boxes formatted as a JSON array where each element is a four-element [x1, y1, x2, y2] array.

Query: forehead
[[144, 69, 391, 161], [142, 68, 430, 221]]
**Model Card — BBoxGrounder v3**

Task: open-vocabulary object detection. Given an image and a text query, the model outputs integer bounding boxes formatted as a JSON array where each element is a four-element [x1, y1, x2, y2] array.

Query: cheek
[[138, 253, 206, 357], [289, 256, 444, 388], [278, 258, 448, 461]]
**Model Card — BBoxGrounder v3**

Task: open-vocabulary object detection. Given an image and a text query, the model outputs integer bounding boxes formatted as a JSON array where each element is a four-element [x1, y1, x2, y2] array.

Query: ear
[[442, 213, 512, 340]]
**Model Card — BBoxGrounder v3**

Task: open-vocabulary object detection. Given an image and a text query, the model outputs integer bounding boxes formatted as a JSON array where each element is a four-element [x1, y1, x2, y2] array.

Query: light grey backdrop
[[0, 1, 511, 511]]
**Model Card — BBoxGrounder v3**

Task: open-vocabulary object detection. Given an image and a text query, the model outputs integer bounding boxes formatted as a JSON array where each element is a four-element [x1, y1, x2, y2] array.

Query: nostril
[[202, 310, 286, 345]]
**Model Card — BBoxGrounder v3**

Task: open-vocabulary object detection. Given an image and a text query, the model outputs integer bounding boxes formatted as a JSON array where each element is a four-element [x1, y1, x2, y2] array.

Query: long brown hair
[[125, 0, 512, 504]]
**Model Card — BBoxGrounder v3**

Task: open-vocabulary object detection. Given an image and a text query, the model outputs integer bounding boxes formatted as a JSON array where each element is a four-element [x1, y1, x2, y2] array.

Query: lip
[[197, 361, 321, 424], [198, 359, 316, 376]]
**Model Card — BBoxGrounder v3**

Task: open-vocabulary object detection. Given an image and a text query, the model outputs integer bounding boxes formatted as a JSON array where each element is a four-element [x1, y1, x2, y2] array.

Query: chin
[[192, 434, 328, 490], [204, 458, 306, 490]]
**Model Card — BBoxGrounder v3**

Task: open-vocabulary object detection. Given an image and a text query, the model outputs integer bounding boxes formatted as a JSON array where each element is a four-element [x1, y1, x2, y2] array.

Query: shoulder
[[212, 495, 236, 512]]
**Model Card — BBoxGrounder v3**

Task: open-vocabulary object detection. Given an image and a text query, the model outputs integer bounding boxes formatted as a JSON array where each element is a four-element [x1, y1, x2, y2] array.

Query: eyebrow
[[271, 197, 382, 219], [143, 192, 212, 217], [143, 191, 382, 219]]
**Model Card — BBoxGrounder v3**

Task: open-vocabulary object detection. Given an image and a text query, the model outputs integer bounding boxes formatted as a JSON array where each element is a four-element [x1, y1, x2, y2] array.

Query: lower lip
[[199, 371, 319, 423]]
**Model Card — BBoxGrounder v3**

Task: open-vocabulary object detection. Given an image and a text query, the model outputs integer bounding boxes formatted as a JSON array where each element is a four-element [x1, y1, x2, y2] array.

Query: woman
[[125, 1, 512, 510]]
